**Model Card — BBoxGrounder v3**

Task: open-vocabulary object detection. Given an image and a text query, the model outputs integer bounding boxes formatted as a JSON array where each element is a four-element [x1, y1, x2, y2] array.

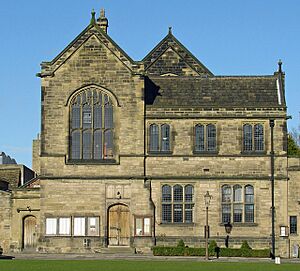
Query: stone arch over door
[[107, 204, 130, 246], [23, 215, 37, 250]]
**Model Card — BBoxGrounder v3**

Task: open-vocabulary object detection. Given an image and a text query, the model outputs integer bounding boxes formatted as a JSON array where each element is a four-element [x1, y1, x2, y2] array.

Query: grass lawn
[[0, 260, 299, 271]]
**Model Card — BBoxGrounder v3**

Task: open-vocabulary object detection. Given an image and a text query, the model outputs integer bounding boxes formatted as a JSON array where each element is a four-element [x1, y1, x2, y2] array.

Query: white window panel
[[144, 218, 150, 235], [59, 217, 71, 235], [74, 217, 86, 236], [87, 217, 99, 236], [135, 218, 143, 236], [46, 218, 57, 235]]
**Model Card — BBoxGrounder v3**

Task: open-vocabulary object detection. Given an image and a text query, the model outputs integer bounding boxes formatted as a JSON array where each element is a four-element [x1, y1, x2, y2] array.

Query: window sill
[[193, 151, 218, 156], [148, 151, 173, 156], [159, 222, 195, 226], [219, 222, 258, 227], [134, 235, 152, 238], [66, 159, 117, 165], [241, 151, 267, 156]]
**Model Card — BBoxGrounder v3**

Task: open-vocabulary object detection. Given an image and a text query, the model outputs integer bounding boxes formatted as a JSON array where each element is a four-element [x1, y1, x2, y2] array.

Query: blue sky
[[0, 0, 299, 167]]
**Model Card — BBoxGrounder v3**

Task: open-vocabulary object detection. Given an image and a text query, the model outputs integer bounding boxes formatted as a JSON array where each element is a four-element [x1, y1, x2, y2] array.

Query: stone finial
[[100, 8, 105, 18], [168, 26, 172, 35], [278, 59, 282, 73], [90, 9, 96, 25], [97, 8, 109, 33]]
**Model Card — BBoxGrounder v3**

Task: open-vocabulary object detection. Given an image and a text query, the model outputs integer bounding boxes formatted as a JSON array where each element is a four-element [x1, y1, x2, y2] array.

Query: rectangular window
[[46, 218, 57, 235], [59, 217, 71, 235], [87, 217, 100, 236], [290, 216, 297, 234], [135, 217, 151, 236], [74, 217, 86, 236]]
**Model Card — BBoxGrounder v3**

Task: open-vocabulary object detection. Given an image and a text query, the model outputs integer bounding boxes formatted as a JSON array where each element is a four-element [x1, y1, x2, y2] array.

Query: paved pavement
[[5, 253, 300, 263]]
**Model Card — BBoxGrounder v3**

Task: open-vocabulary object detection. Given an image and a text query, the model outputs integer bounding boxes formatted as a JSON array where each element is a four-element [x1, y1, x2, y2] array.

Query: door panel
[[24, 216, 37, 249], [108, 205, 130, 246]]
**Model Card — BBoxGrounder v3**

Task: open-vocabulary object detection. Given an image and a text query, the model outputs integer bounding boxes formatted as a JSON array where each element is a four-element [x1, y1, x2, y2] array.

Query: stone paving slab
[[8, 253, 300, 263]]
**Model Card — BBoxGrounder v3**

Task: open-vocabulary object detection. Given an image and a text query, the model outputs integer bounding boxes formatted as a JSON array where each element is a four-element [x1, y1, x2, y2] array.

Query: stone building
[[1, 9, 300, 257]]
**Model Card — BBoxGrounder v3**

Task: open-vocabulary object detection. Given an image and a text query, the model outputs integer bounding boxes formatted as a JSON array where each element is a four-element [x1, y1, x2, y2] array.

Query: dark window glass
[[104, 130, 113, 158], [162, 204, 172, 223], [184, 204, 193, 223], [290, 216, 297, 234], [82, 106, 92, 128], [245, 185, 254, 203], [254, 124, 264, 151], [185, 185, 194, 202], [233, 185, 242, 202], [173, 185, 183, 202], [162, 185, 172, 202], [173, 204, 183, 223], [222, 204, 231, 223], [149, 124, 159, 152], [222, 185, 231, 202], [245, 204, 254, 223], [93, 130, 102, 159], [71, 131, 80, 159], [243, 124, 253, 151], [70, 88, 114, 160], [72, 105, 80, 129], [233, 204, 243, 223], [161, 124, 170, 151], [207, 124, 216, 151], [83, 130, 92, 159], [195, 125, 205, 151], [104, 102, 113, 129], [93, 105, 102, 129]]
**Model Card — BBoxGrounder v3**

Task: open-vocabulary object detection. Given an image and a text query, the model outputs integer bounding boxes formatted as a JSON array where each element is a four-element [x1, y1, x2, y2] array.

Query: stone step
[[96, 246, 136, 254]]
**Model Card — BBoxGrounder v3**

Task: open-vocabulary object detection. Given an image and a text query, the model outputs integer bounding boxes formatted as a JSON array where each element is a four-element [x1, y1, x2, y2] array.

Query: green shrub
[[152, 246, 270, 258], [240, 241, 252, 250], [177, 239, 185, 248], [208, 240, 218, 256]]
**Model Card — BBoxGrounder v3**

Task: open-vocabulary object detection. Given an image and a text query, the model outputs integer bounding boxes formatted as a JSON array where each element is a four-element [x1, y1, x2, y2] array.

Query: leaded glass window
[[161, 184, 194, 223], [221, 184, 255, 223], [70, 87, 114, 160], [254, 124, 264, 151], [243, 124, 253, 151], [194, 124, 216, 152], [149, 124, 171, 152], [243, 123, 264, 152]]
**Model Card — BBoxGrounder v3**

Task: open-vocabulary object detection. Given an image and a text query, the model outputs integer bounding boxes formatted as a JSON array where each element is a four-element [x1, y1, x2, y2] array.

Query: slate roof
[[145, 75, 284, 108]]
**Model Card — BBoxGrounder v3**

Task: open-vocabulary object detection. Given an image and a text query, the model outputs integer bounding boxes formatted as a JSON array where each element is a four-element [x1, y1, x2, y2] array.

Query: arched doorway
[[23, 216, 37, 250], [108, 204, 130, 246]]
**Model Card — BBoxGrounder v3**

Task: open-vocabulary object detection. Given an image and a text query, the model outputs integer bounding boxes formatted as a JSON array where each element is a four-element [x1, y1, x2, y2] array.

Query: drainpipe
[[270, 119, 275, 259]]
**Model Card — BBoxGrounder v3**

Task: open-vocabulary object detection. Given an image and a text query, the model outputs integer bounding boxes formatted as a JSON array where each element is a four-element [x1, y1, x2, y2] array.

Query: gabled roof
[[143, 31, 213, 77], [145, 75, 285, 108], [38, 22, 140, 77]]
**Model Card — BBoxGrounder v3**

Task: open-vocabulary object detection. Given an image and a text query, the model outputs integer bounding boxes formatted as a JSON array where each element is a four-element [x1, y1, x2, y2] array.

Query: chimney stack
[[97, 9, 108, 33]]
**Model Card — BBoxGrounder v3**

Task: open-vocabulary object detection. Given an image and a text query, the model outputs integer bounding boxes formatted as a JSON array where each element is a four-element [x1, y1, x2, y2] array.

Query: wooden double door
[[108, 204, 130, 246]]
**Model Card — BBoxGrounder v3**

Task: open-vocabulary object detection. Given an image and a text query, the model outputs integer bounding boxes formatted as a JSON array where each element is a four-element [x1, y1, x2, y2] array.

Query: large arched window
[[70, 88, 114, 161]]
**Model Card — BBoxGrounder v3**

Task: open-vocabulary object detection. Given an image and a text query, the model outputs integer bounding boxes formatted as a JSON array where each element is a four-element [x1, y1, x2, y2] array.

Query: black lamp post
[[204, 191, 212, 260], [224, 221, 233, 248]]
